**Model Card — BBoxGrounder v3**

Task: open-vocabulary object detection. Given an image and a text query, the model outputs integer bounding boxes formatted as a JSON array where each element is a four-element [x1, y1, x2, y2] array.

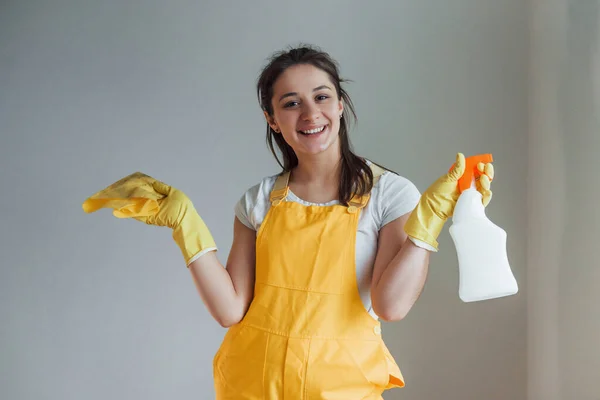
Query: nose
[[301, 102, 320, 122]]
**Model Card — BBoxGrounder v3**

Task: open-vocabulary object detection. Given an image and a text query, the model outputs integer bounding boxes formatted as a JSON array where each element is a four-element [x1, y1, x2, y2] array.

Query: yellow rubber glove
[[82, 172, 161, 218], [83, 173, 217, 266], [404, 153, 494, 250], [476, 161, 494, 206]]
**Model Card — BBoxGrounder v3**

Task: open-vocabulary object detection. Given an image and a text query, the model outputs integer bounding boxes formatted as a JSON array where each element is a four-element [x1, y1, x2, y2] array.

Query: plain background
[[0, 1, 596, 399], [529, 1, 600, 399]]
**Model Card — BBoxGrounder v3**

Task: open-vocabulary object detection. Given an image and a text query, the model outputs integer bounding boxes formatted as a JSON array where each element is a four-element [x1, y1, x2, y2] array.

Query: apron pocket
[[214, 325, 269, 397]]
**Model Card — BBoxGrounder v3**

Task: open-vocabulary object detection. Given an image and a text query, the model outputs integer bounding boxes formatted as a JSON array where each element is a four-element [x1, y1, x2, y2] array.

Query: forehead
[[273, 64, 333, 95]]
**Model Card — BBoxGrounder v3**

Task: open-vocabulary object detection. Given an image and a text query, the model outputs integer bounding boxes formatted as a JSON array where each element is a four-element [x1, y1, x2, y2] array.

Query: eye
[[316, 94, 329, 101], [283, 101, 298, 108]]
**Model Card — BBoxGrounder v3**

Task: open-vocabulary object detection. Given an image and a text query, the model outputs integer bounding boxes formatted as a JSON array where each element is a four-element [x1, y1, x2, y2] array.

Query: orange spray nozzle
[[449, 153, 493, 193]]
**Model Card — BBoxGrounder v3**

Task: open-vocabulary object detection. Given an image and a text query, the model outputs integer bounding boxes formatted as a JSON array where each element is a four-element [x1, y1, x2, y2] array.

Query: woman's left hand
[[403, 153, 495, 251], [476, 161, 494, 206]]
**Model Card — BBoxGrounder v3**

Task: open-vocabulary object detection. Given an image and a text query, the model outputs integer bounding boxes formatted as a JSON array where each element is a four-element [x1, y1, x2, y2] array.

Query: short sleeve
[[375, 172, 438, 252], [376, 172, 422, 228], [234, 182, 261, 231]]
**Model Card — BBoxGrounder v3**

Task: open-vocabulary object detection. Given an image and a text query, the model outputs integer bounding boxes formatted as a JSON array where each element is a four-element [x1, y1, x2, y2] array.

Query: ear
[[263, 110, 280, 133], [338, 100, 344, 118]]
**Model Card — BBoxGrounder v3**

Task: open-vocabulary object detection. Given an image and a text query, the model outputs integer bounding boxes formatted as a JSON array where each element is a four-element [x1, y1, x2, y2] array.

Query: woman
[[91, 45, 494, 398]]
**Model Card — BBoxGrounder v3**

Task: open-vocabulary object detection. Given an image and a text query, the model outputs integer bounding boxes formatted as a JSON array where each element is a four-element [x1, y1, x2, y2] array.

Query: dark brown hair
[[256, 45, 374, 206]]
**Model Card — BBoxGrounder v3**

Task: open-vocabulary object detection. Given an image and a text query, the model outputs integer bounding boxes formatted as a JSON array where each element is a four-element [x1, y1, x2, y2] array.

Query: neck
[[292, 149, 342, 186]]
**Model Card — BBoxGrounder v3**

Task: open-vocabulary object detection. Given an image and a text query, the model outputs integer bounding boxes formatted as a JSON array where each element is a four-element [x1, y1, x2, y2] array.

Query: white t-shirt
[[234, 164, 423, 320]]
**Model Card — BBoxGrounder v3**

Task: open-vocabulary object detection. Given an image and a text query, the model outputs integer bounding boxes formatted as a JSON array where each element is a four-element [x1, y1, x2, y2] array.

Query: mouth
[[298, 125, 328, 136]]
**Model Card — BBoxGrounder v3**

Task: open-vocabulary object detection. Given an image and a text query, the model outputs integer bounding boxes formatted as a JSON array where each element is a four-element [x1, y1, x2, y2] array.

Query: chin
[[297, 129, 340, 156]]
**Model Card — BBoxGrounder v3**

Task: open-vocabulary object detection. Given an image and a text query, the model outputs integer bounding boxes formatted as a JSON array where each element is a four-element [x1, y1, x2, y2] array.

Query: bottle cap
[[450, 153, 493, 193]]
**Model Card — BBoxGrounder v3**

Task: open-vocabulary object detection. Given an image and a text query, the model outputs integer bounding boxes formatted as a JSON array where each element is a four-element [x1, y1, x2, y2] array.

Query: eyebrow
[[278, 85, 332, 102]]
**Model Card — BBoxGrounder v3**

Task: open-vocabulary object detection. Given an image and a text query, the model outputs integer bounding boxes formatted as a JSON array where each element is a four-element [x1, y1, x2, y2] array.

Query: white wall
[[528, 1, 600, 399], [0, 1, 528, 399]]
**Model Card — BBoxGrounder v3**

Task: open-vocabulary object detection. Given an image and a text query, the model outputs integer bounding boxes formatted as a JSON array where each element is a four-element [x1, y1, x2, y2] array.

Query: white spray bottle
[[448, 153, 518, 302]]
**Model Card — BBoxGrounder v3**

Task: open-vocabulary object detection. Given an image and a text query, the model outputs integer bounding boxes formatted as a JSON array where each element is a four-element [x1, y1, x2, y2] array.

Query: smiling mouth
[[299, 125, 327, 135]]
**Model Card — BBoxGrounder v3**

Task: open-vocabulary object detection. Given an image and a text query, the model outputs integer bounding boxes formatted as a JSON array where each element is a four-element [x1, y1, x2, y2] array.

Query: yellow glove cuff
[[404, 201, 446, 251], [173, 209, 217, 267]]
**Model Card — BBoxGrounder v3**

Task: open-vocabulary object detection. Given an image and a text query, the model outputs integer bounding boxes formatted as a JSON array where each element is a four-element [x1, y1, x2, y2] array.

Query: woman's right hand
[[83, 172, 217, 265], [133, 180, 196, 230], [135, 179, 217, 266]]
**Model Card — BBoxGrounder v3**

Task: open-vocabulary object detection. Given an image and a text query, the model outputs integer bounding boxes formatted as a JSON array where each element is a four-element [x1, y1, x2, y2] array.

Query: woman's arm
[[370, 154, 495, 321], [370, 212, 430, 322], [188, 217, 256, 328]]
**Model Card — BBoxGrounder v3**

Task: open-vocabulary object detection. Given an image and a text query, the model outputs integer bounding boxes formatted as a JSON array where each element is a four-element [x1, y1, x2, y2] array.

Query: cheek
[[327, 105, 342, 123], [330, 113, 342, 131], [275, 112, 296, 130]]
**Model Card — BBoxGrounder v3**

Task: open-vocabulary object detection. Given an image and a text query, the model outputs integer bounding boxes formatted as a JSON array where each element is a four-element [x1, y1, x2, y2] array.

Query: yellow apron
[[213, 168, 405, 399]]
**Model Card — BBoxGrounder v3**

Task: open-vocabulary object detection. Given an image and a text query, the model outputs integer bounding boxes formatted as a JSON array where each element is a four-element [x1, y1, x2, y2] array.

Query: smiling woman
[[83, 44, 495, 399], [256, 47, 374, 206], [203, 45, 493, 398], [269, 68, 342, 148]]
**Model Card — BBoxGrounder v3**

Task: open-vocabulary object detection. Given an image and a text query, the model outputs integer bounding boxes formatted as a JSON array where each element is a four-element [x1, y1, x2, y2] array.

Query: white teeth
[[301, 126, 326, 134]]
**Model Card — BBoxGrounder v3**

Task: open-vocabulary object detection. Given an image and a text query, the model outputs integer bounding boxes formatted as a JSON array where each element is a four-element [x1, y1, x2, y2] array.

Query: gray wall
[[528, 1, 600, 399], [1, 1, 529, 399]]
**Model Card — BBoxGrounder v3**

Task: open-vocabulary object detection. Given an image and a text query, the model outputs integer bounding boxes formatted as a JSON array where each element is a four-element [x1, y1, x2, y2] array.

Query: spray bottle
[[448, 154, 519, 302]]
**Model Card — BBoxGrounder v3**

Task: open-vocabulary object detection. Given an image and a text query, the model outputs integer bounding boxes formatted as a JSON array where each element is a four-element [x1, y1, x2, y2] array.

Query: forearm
[[188, 251, 248, 327], [372, 239, 430, 321]]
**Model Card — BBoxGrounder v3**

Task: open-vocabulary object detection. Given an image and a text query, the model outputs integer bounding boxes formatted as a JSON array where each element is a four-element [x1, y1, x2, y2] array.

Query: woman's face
[[265, 64, 344, 159]]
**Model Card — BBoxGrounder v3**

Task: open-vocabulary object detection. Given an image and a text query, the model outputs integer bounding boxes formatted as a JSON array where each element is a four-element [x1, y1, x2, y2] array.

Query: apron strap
[[347, 162, 387, 213], [270, 171, 290, 206], [370, 162, 386, 186], [269, 162, 387, 209]]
